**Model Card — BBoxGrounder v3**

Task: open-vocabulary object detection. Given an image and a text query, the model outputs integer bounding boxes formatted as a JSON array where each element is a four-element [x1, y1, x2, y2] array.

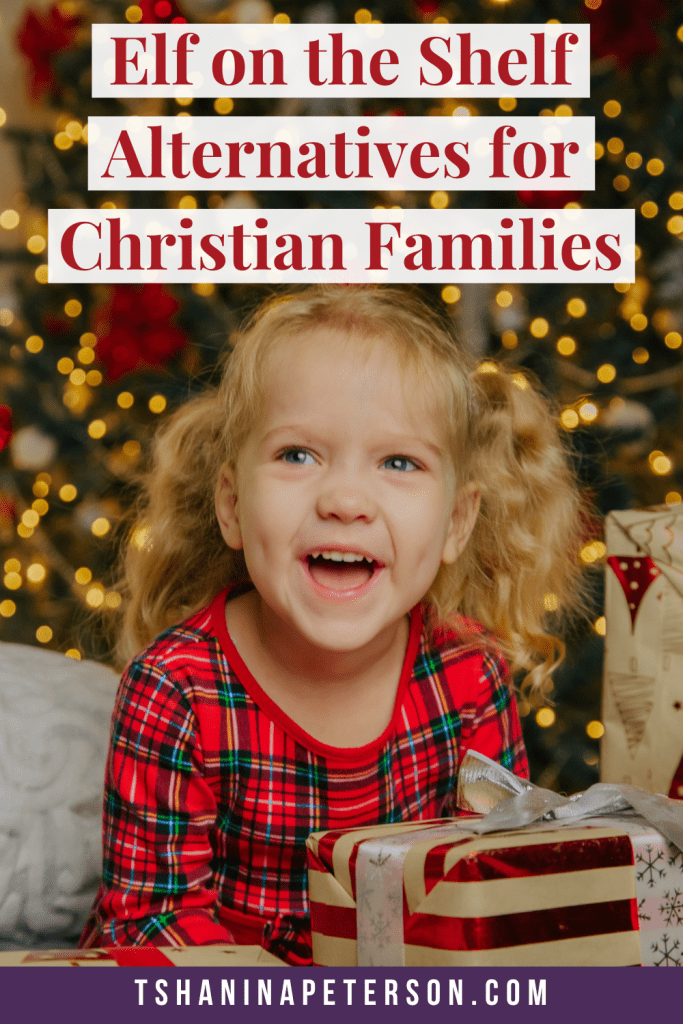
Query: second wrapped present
[[602, 506, 683, 796], [307, 818, 646, 967], [307, 749, 683, 968]]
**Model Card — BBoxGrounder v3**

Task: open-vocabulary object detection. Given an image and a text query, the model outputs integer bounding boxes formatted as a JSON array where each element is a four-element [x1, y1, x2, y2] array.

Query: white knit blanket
[[0, 643, 118, 947]]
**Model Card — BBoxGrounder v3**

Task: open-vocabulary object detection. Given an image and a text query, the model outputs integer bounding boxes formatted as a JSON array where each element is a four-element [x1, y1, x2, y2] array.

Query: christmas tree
[[1, 0, 682, 791]]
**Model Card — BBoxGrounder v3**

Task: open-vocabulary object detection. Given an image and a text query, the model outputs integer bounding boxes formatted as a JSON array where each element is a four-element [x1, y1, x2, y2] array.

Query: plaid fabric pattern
[[80, 588, 528, 961]]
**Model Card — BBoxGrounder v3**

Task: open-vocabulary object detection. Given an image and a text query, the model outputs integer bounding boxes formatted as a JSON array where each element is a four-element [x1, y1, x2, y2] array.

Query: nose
[[316, 472, 377, 523]]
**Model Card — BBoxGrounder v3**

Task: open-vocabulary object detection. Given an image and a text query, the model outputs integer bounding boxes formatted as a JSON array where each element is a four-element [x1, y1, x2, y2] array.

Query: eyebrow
[[260, 425, 316, 446]]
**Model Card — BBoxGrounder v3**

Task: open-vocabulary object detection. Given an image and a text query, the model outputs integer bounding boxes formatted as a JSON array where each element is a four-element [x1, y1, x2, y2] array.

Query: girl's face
[[216, 329, 479, 657]]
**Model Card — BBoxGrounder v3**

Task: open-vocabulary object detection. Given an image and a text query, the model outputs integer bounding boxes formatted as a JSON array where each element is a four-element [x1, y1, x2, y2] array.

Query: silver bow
[[456, 750, 683, 852]]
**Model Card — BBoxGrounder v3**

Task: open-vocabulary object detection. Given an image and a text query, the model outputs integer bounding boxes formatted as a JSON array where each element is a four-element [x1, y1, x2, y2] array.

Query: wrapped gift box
[[307, 817, 683, 967], [602, 507, 683, 797], [0, 945, 285, 967]]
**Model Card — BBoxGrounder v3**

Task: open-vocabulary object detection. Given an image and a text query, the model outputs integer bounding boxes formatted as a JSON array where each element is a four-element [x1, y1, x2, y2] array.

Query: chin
[[297, 616, 385, 654]]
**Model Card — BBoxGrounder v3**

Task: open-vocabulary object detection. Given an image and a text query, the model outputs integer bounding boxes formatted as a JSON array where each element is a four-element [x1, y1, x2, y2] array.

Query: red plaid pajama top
[[80, 586, 528, 964]]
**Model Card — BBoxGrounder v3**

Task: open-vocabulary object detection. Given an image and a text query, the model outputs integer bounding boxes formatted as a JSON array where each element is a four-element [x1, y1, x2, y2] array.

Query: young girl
[[80, 285, 584, 964]]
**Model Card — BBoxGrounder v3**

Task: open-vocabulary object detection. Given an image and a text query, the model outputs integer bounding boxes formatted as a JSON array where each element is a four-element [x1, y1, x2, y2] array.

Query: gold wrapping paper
[[602, 507, 683, 795]]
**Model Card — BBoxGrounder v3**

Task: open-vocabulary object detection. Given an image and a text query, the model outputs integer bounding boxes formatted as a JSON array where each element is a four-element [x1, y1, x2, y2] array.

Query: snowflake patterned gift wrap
[[602, 507, 683, 797], [627, 819, 683, 966], [306, 815, 683, 967]]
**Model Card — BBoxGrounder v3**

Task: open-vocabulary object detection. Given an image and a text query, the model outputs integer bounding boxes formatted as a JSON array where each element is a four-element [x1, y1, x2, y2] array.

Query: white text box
[[49, 208, 634, 284], [87, 116, 595, 192], [91, 24, 590, 98]]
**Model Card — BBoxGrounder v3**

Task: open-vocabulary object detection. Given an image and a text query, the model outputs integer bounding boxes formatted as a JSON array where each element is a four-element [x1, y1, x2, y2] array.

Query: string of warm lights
[[0, 0, 682, 791], [0, 468, 121, 651]]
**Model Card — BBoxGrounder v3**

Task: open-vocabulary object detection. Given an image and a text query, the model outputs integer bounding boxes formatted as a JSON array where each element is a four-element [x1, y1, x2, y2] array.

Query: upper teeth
[[313, 551, 371, 563]]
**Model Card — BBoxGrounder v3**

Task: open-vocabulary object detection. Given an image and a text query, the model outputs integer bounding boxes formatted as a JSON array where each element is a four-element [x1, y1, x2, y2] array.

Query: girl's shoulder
[[420, 609, 509, 691], [138, 602, 215, 658], [122, 600, 224, 697]]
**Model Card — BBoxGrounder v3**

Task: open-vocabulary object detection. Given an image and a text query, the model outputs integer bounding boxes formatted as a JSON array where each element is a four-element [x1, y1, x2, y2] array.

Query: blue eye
[[280, 447, 316, 465], [384, 456, 418, 472]]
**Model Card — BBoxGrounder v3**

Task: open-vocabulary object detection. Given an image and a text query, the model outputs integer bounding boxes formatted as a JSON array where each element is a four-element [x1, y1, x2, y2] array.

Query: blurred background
[[0, 0, 681, 793]]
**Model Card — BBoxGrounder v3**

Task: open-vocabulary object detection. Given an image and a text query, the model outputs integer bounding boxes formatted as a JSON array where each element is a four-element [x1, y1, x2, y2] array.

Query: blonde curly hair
[[114, 285, 586, 703]]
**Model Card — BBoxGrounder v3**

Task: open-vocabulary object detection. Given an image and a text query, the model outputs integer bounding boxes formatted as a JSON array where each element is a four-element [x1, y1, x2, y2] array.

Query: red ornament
[[585, 0, 666, 70], [0, 406, 12, 452], [414, 0, 440, 16], [517, 190, 583, 209], [607, 555, 661, 630], [92, 285, 188, 381], [137, 0, 187, 22], [15, 4, 80, 99]]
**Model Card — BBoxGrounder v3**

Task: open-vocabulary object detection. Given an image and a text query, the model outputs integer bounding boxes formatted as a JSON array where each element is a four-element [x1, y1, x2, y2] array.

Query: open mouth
[[305, 551, 379, 591]]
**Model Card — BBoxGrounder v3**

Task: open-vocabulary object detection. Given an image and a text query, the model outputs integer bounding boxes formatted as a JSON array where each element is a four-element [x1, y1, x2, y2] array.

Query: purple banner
[[0, 966, 675, 1024]]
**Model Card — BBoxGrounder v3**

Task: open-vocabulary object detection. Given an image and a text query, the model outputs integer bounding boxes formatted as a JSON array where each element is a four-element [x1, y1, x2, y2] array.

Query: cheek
[[391, 495, 451, 562], [393, 482, 452, 527], [242, 478, 301, 546]]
